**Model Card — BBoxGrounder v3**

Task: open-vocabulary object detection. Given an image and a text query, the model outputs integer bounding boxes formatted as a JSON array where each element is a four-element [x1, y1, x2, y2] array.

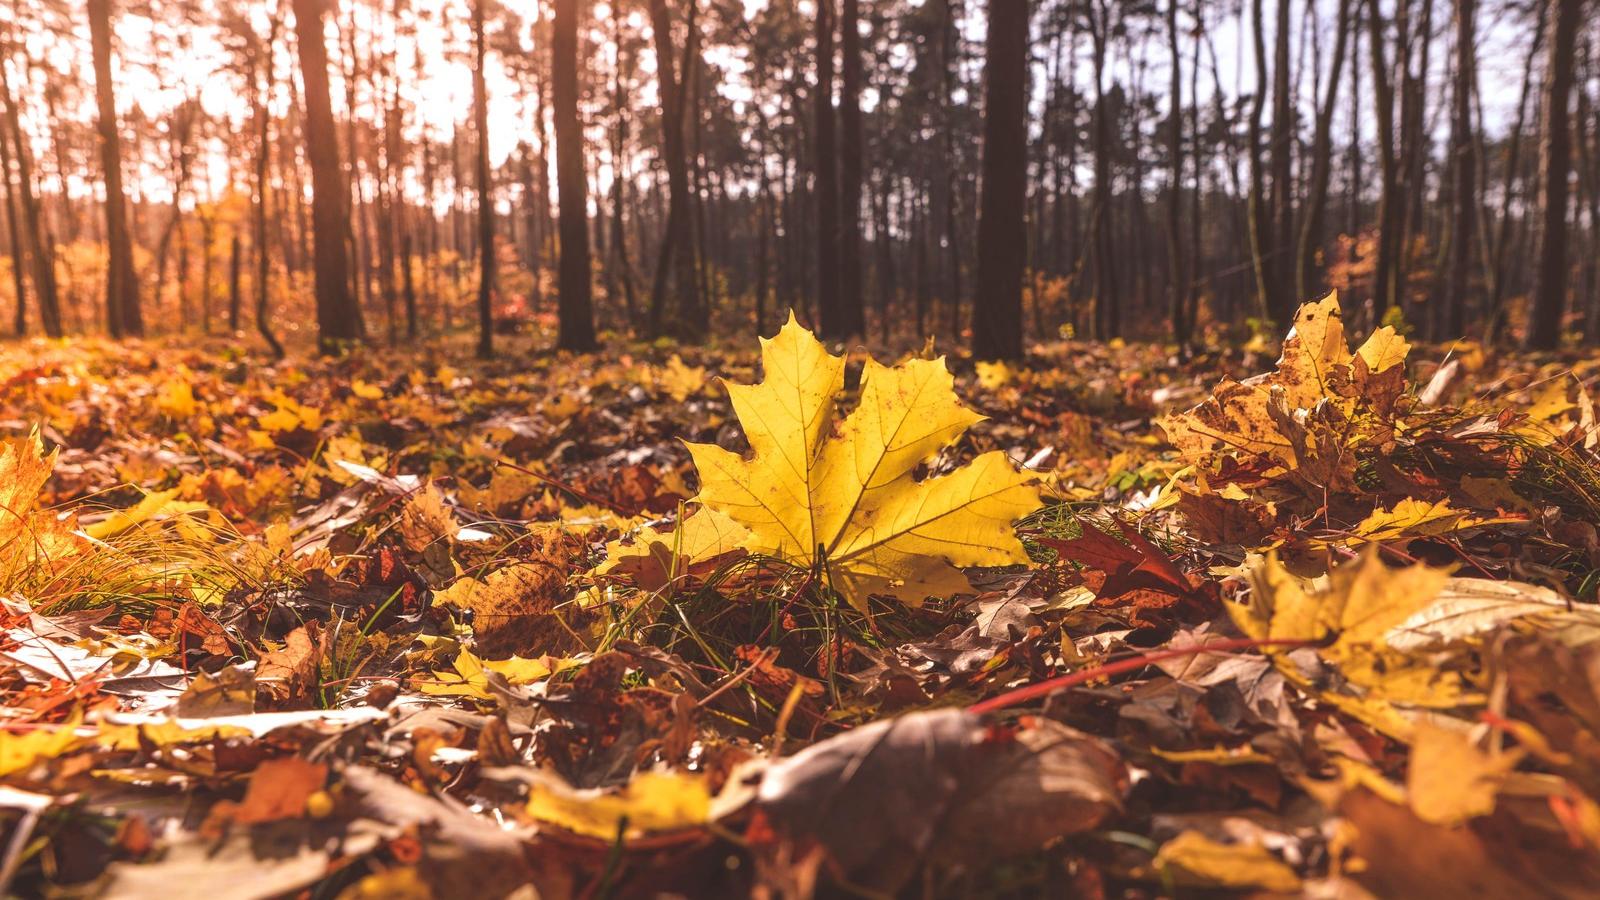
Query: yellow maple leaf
[[157, 377, 199, 419], [1234, 552, 1462, 706], [656, 354, 707, 402], [418, 647, 577, 700], [974, 360, 1017, 390], [524, 770, 712, 839], [685, 313, 1041, 609], [82, 488, 212, 541], [0, 431, 81, 587], [1327, 497, 1515, 547], [0, 715, 82, 777], [1406, 723, 1523, 825]]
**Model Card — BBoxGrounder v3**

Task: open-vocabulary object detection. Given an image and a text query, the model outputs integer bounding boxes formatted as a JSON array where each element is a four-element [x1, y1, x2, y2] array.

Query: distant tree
[[552, 0, 596, 350], [972, 0, 1028, 361], [838, 0, 866, 337], [646, 0, 706, 341], [0, 35, 61, 338], [87, 0, 141, 337], [473, 0, 494, 358], [1437, 0, 1476, 339], [0, 80, 26, 336], [1165, 0, 1192, 350], [291, 0, 362, 353], [1295, 0, 1352, 305], [1526, 0, 1583, 349], [813, 0, 842, 338]]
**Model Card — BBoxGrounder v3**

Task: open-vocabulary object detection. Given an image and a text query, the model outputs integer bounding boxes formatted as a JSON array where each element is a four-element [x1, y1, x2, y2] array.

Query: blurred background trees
[[0, 0, 1591, 358]]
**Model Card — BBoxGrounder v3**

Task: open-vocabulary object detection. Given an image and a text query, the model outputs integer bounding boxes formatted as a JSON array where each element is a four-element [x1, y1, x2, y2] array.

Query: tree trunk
[[1246, 0, 1272, 320], [0, 42, 61, 338], [1366, 0, 1402, 321], [473, 0, 495, 358], [1295, 0, 1352, 302], [645, 0, 705, 340], [1267, 0, 1294, 318], [1165, 0, 1192, 349], [838, 0, 866, 337], [88, 0, 141, 337], [552, 0, 597, 350], [1526, 0, 1583, 349], [0, 92, 26, 336], [972, 0, 1029, 360], [254, 12, 284, 358], [292, 0, 360, 353], [813, 0, 842, 337], [1482, 6, 1545, 341], [1438, 0, 1477, 338]]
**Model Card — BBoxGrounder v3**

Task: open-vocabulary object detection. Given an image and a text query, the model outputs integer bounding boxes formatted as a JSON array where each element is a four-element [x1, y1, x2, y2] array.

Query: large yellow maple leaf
[[684, 313, 1041, 609]]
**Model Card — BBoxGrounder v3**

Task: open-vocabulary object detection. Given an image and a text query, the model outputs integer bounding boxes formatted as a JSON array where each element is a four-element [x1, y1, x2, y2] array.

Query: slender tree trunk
[[552, 0, 597, 350], [1246, 0, 1273, 320], [473, 0, 495, 358], [1166, 0, 1192, 349], [646, 0, 705, 340], [0, 43, 60, 337], [813, 0, 842, 337], [1483, 8, 1545, 341], [0, 94, 26, 336], [88, 0, 140, 337], [1526, 0, 1583, 349], [1295, 0, 1352, 302], [292, 0, 360, 353], [972, 0, 1029, 360], [1439, 0, 1477, 338], [1367, 0, 1402, 321], [254, 14, 284, 357], [838, 0, 866, 337], [1267, 0, 1294, 317]]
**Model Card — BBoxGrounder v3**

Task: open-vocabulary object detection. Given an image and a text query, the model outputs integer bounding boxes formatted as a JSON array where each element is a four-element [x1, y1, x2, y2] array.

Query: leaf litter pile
[[6, 294, 1600, 896]]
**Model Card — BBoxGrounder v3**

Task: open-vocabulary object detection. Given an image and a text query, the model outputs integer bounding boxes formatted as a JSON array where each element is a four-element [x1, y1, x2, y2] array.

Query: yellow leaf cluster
[[1160, 292, 1411, 478]]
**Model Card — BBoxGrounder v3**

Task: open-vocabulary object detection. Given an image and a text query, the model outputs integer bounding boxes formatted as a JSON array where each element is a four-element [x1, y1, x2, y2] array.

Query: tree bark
[[87, 0, 141, 337], [253, 12, 284, 358], [0, 86, 26, 336], [838, 0, 866, 337], [1439, 0, 1477, 338], [814, 0, 843, 337], [473, 0, 495, 358], [1526, 0, 1583, 349], [553, 0, 597, 350], [1267, 0, 1294, 318], [292, 0, 361, 353], [972, 0, 1029, 360], [645, 0, 706, 340], [1295, 0, 1352, 302], [0, 39, 61, 338], [1166, 0, 1192, 350]]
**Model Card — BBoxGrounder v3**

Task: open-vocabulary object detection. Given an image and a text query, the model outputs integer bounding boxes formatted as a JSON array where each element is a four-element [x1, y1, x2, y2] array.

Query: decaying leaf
[[753, 708, 1125, 891]]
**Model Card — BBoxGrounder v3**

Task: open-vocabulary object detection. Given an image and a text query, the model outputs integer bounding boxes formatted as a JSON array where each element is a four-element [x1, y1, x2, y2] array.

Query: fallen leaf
[[687, 313, 1041, 608]]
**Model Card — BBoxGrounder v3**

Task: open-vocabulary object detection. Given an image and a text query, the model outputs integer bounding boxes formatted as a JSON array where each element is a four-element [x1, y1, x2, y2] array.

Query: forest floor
[[4, 296, 1600, 898]]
